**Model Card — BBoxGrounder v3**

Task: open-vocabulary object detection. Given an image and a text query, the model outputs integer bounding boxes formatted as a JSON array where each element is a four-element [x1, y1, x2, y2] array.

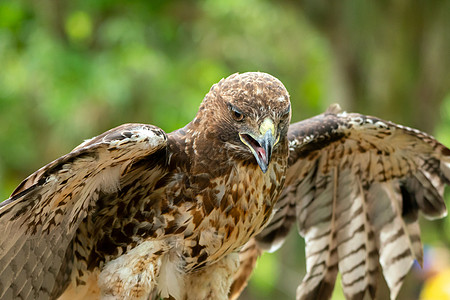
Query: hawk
[[0, 72, 448, 300]]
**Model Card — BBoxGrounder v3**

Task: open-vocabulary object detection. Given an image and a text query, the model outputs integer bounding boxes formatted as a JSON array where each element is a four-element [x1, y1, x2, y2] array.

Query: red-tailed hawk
[[0, 72, 448, 300]]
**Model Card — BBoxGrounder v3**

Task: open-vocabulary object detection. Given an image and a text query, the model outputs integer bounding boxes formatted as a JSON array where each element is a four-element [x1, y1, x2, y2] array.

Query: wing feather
[[334, 169, 378, 300], [251, 106, 449, 300], [0, 123, 168, 299], [296, 166, 339, 300]]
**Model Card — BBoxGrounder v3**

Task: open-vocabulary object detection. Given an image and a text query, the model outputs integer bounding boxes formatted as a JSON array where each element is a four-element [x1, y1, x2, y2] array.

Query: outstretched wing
[[0, 123, 168, 299], [254, 105, 450, 300]]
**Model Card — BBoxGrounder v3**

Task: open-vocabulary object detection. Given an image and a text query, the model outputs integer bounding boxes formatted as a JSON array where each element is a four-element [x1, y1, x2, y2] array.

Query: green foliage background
[[0, 1, 449, 299]]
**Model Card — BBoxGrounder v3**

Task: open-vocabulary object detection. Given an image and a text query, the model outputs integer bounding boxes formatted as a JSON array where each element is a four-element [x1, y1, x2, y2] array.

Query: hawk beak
[[239, 119, 277, 174]]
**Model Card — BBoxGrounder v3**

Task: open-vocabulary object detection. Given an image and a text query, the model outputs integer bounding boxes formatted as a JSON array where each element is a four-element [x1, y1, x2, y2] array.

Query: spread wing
[[0, 123, 168, 299], [253, 105, 450, 300]]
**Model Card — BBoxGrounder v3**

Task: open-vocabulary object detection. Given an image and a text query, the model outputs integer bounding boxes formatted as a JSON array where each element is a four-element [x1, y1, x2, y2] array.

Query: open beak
[[239, 119, 278, 173]]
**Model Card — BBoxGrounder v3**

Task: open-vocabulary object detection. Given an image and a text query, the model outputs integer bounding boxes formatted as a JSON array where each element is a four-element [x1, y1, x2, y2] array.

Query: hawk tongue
[[239, 132, 273, 174], [256, 146, 268, 165]]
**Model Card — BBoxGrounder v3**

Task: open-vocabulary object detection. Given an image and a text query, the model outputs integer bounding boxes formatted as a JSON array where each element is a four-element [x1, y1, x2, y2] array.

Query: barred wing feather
[[255, 105, 449, 300]]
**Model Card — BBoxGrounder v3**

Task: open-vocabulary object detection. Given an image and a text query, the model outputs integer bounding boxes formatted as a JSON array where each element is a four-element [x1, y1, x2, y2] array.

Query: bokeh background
[[0, 1, 449, 299]]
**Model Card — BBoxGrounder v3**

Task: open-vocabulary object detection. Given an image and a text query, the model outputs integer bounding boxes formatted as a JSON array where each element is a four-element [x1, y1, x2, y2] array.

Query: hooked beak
[[239, 119, 278, 173]]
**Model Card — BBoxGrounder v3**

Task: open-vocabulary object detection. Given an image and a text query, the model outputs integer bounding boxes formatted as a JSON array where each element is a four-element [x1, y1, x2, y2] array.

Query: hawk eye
[[229, 104, 245, 122], [281, 104, 291, 118]]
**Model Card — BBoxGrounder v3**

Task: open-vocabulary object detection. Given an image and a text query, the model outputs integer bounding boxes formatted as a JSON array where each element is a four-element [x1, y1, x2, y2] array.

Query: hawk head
[[193, 72, 291, 173]]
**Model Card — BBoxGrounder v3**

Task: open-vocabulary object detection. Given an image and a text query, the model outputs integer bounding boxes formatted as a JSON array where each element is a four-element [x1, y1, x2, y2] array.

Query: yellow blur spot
[[65, 11, 92, 43], [420, 269, 450, 300]]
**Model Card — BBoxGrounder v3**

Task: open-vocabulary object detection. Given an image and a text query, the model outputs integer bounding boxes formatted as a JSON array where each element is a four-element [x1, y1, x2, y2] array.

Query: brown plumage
[[0, 72, 291, 300], [0, 73, 449, 300]]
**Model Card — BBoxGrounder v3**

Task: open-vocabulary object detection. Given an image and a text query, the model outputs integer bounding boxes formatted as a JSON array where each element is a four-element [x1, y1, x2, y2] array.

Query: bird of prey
[[0, 72, 448, 300]]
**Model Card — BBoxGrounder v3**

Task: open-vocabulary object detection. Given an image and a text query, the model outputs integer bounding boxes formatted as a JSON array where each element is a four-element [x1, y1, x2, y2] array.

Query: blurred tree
[[289, 0, 450, 134]]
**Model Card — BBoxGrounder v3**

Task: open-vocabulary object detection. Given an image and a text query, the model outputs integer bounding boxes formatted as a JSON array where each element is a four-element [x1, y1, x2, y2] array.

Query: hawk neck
[[167, 122, 238, 177]]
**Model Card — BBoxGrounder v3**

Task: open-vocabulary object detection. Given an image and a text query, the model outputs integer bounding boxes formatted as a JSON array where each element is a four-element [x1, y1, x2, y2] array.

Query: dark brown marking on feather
[[154, 173, 173, 190], [354, 141, 366, 154], [335, 207, 364, 233], [128, 147, 167, 172], [225, 226, 234, 238], [164, 220, 177, 235], [269, 184, 277, 197], [44, 217, 57, 234], [9, 198, 36, 221], [9, 181, 35, 200], [123, 222, 137, 236], [383, 228, 404, 247], [197, 252, 208, 264], [220, 195, 230, 211], [193, 261, 208, 271], [94, 235, 117, 255], [202, 192, 216, 215], [306, 209, 333, 228], [341, 274, 365, 288], [339, 244, 365, 263], [160, 203, 171, 215], [342, 249, 378, 279], [400, 184, 419, 222], [304, 263, 327, 282], [75, 278, 85, 286], [174, 225, 188, 235], [306, 229, 332, 242], [263, 204, 272, 219], [442, 147, 450, 156], [111, 228, 130, 245], [308, 244, 330, 257], [192, 211, 203, 228], [346, 282, 378, 300], [190, 242, 206, 258], [301, 183, 325, 211], [74, 250, 84, 261], [229, 207, 241, 223], [390, 249, 411, 264]]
